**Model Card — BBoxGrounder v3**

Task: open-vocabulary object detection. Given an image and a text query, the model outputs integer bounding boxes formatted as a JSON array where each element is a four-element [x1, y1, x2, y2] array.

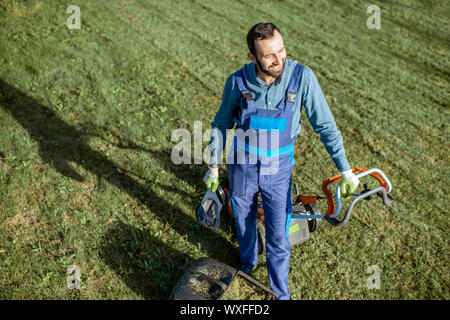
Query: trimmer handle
[[322, 168, 393, 227]]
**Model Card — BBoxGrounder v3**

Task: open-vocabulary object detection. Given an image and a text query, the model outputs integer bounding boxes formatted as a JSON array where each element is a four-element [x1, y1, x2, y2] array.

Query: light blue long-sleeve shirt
[[209, 58, 350, 172]]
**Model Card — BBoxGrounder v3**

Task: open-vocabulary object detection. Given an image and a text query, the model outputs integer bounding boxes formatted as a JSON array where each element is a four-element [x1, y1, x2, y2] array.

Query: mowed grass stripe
[[107, 0, 235, 95]]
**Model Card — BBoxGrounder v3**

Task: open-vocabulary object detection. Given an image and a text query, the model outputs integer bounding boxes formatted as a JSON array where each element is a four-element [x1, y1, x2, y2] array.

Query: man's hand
[[204, 165, 219, 192], [340, 169, 359, 198]]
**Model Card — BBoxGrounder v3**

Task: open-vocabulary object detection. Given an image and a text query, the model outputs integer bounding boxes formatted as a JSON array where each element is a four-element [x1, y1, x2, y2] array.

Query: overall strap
[[234, 69, 256, 114], [285, 63, 305, 107]]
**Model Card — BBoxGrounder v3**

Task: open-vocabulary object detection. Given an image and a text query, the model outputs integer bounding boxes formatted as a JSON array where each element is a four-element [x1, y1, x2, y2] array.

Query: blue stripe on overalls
[[227, 64, 304, 300]]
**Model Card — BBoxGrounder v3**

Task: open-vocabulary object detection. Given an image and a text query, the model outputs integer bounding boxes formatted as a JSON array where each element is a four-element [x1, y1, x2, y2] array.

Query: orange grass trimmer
[[223, 167, 394, 251]]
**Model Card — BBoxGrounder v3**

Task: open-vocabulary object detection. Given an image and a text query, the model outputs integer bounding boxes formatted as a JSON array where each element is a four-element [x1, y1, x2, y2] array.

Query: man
[[204, 23, 359, 300]]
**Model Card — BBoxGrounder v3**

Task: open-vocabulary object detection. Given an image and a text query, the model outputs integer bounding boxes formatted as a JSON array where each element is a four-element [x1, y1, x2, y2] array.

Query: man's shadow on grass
[[100, 220, 196, 299], [0, 79, 239, 299]]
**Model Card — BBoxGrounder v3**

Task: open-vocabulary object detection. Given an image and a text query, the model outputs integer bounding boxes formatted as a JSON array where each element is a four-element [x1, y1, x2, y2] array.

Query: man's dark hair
[[246, 22, 281, 56]]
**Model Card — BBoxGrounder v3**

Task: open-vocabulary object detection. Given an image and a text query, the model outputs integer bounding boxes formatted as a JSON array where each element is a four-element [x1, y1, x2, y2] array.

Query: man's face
[[249, 30, 287, 79]]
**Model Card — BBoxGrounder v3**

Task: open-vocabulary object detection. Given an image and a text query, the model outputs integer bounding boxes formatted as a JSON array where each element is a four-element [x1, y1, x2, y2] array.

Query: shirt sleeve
[[208, 74, 240, 165], [301, 68, 351, 172]]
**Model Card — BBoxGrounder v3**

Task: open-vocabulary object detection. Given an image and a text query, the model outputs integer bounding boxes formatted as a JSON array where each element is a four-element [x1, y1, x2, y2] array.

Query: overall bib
[[227, 63, 304, 300]]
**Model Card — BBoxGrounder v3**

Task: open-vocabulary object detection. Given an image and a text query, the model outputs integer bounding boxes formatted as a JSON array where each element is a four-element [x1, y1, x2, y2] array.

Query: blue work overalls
[[227, 64, 304, 300]]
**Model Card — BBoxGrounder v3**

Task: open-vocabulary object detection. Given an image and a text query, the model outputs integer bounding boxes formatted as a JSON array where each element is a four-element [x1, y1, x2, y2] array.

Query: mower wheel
[[307, 217, 322, 233]]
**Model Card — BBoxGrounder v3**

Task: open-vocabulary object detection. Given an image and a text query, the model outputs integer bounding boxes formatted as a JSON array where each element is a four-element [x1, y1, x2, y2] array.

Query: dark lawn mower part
[[195, 185, 226, 229]]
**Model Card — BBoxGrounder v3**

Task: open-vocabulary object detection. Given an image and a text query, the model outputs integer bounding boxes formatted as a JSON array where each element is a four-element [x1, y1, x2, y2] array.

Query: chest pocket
[[249, 116, 287, 132]]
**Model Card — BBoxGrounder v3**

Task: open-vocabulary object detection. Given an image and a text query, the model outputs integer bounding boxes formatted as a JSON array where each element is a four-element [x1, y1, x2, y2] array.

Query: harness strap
[[234, 69, 253, 102], [285, 64, 304, 104], [234, 69, 256, 113]]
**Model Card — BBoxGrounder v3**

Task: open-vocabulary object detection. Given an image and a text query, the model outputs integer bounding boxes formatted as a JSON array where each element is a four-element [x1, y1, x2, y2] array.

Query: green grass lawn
[[0, 0, 448, 299]]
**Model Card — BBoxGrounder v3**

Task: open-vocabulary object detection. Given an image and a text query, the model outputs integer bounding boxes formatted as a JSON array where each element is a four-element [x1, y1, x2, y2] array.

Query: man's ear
[[248, 52, 257, 64]]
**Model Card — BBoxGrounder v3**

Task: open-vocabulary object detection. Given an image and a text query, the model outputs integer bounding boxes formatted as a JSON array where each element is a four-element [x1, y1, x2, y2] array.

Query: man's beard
[[255, 56, 286, 79]]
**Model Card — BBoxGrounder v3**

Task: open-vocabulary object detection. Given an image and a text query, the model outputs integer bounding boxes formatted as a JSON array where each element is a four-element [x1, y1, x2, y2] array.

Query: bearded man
[[204, 22, 359, 300]]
